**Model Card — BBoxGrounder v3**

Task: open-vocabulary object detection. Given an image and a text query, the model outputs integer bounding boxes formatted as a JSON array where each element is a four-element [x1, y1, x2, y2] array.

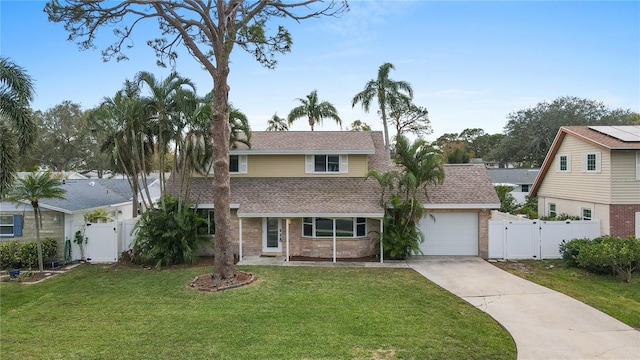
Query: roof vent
[[88, 181, 95, 186]]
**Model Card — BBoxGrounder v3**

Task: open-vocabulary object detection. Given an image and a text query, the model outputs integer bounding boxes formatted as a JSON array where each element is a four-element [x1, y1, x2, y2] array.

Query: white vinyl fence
[[488, 219, 601, 260], [78, 219, 138, 263]]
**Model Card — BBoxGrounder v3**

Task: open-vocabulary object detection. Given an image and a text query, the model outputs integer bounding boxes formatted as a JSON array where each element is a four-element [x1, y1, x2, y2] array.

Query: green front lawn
[[493, 259, 640, 328], [1, 264, 515, 360]]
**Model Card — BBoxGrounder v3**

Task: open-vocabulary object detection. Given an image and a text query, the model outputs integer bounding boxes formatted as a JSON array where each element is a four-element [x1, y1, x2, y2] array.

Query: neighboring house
[[171, 131, 500, 261], [488, 168, 540, 204], [530, 125, 640, 237], [0, 178, 160, 260]]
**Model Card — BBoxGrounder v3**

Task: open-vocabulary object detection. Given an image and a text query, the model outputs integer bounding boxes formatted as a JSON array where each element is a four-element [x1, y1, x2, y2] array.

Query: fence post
[[502, 219, 507, 260]]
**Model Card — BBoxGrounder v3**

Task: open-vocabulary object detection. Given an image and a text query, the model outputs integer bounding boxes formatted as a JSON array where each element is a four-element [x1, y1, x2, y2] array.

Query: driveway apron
[[407, 256, 640, 360]]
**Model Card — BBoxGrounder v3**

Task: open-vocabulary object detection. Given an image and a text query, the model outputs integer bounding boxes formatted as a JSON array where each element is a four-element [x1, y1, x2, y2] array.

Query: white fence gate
[[83, 219, 138, 263], [488, 219, 601, 260]]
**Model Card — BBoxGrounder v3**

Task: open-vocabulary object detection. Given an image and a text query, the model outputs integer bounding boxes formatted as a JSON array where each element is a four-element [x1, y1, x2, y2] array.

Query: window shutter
[[565, 155, 571, 173], [555, 155, 560, 172], [636, 152, 640, 180], [595, 151, 601, 173], [239, 155, 248, 174], [305, 155, 314, 173], [14, 215, 22, 237], [340, 155, 348, 173], [581, 153, 586, 172]]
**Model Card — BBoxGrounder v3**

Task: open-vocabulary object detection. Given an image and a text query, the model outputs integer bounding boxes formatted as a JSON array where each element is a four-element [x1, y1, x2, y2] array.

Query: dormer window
[[229, 155, 247, 174], [306, 154, 348, 174]]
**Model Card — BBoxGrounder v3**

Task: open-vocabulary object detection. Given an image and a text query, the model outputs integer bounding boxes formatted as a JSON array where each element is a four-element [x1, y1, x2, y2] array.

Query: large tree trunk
[[211, 56, 234, 280]]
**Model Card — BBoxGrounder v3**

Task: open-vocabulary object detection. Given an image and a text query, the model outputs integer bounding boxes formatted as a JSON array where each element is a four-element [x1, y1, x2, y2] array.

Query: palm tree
[[6, 172, 66, 272], [91, 81, 155, 216], [352, 62, 413, 152], [266, 113, 289, 131], [137, 71, 195, 196], [0, 57, 36, 197], [288, 90, 341, 131]]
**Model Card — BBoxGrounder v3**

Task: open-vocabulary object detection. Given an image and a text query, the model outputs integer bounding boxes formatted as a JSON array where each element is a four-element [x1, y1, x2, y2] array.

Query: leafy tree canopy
[[494, 96, 639, 166]]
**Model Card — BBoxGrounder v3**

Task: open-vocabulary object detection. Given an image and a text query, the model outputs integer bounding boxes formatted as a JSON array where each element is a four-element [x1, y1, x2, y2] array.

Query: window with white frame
[[521, 184, 530, 192], [557, 154, 570, 172], [305, 155, 348, 174], [302, 217, 366, 237], [581, 208, 592, 220], [196, 209, 216, 235], [583, 152, 600, 173], [229, 155, 247, 174], [0, 215, 21, 237], [549, 203, 557, 218]]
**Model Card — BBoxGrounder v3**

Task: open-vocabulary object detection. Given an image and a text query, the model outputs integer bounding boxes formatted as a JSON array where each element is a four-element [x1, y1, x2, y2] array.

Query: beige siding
[[537, 196, 610, 235], [538, 136, 611, 204], [610, 151, 640, 204], [231, 154, 368, 178]]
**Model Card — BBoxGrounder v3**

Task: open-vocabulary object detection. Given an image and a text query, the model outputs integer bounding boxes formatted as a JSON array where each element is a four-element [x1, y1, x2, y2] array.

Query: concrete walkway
[[407, 256, 640, 360]]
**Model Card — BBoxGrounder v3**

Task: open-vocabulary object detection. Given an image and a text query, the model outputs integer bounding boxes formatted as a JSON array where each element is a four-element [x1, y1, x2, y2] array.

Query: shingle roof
[[419, 164, 501, 208], [170, 132, 499, 215], [487, 168, 540, 186], [29, 179, 155, 213], [231, 131, 377, 153], [563, 126, 640, 150]]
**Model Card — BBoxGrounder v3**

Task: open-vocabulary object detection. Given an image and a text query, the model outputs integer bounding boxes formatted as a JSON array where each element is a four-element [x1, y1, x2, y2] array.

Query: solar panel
[[588, 126, 640, 142]]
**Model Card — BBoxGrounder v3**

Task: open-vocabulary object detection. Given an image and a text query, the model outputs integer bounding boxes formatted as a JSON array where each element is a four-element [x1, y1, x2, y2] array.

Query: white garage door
[[418, 212, 478, 256]]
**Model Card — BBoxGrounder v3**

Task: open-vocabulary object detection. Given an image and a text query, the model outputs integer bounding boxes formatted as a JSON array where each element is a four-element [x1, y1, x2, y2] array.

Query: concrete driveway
[[407, 256, 640, 360]]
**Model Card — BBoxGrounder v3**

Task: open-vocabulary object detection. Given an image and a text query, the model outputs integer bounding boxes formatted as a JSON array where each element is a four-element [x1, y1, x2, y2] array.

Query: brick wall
[[609, 204, 640, 238], [235, 216, 381, 258], [478, 209, 490, 259]]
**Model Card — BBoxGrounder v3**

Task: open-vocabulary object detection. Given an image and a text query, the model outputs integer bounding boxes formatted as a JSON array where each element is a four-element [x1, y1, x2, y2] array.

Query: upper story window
[[581, 208, 592, 221], [582, 152, 601, 173], [521, 184, 530, 192], [548, 203, 557, 218], [557, 154, 570, 172], [229, 155, 247, 174], [305, 155, 348, 174]]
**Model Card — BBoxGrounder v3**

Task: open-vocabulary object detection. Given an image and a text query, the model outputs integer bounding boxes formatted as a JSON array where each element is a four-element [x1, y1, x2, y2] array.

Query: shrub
[[16, 241, 38, 269], [132, 196, 209, 267], [0, 240, 21, 269], [577, 236, 640, 283], [559, 238, 592, 267], [41, 238, 59, 262], [381, 196, 424, 260]]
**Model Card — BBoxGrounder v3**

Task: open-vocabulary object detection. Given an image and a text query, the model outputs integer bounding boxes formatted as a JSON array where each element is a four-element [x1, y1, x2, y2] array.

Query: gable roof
[[530, 125, 640, 196], [231, 131, 378, 154], [420, 164, 501, 209], [4, 178, 156, 214]]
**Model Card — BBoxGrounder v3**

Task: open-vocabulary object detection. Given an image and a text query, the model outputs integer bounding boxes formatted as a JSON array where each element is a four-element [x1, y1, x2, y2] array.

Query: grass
[[1, 264, 515, 360], [493, 259, 640, 328]]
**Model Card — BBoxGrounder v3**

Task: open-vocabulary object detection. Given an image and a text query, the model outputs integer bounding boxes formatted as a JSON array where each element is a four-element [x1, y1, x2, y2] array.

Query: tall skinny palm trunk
[[32, 202, 44, 272]]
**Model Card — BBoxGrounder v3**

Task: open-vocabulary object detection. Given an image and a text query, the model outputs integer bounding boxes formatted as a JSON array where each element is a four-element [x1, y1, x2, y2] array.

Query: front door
[[262, 217, 282, 253]]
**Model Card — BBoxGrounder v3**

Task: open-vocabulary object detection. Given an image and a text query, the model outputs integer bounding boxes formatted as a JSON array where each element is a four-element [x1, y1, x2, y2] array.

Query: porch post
[[332, 218, 337, 263], [380, 218, 384, 263], [239, 218, 243, 260], [286, 218, 290, 262]]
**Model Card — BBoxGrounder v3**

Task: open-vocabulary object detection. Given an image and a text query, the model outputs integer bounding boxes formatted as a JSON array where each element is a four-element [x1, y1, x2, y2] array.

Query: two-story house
[[530, 126, 640, 237], [175, 131, 500, 261]]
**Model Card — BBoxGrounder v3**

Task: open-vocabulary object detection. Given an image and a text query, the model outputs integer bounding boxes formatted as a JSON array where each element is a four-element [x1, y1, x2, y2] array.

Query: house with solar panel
[[530, 126, 640, 237]]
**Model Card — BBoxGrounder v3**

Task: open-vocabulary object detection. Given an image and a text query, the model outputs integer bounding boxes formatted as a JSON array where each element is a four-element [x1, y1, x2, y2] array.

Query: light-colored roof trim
[[422, 203, 500, 210], [195, 204, 241, 209], [237, 212, 385, 218], [230, 150, 375, 155]]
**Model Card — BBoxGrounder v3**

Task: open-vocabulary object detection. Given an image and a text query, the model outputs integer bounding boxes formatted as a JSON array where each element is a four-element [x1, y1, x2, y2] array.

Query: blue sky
[[1, 1, 638, 141]]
